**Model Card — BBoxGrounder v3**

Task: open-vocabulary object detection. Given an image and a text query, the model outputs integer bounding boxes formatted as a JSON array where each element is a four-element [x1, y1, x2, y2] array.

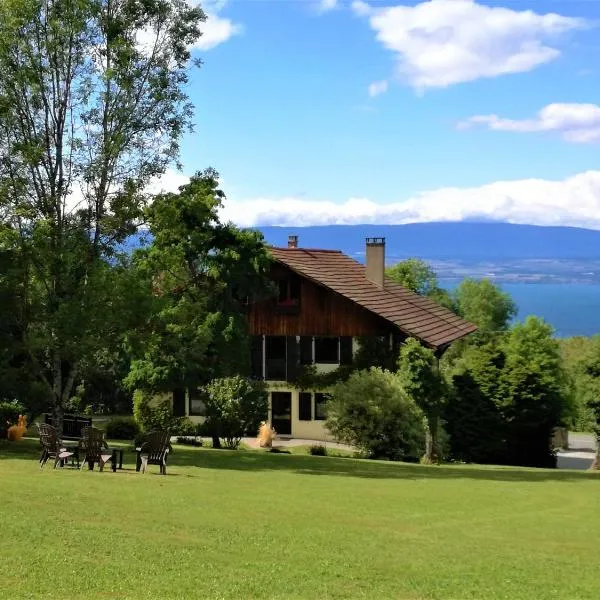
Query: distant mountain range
[[258, 223, 600, 284], [258, 223, 600, 261], [126, 222, 600, 284]]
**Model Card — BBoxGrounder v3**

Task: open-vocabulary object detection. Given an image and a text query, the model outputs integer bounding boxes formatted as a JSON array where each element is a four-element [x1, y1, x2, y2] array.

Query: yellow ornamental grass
[[7, 415, 27, 441], [257, 421, 277, 448]]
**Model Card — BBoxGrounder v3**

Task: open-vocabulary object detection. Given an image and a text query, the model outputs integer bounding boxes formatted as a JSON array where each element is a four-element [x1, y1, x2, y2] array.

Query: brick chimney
[[288, 235, 299, 249], [365, 237, 385, 288]]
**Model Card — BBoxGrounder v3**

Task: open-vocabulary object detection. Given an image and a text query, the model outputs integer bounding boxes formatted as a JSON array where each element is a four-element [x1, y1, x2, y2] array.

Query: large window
[[314, 393, 330, 421], [314, 337, 339, 364], [189, 390, 207, 416], [299, 392, 312, 421], [265, 336, 286, 380]]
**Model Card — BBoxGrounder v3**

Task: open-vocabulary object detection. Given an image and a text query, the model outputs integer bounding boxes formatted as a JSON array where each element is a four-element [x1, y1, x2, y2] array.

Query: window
[[189, 390, 207, 416], [300, 336, 313, 365], [314, 393, 330, 420], [277, 278, 300, 306], [265, 336, 286, 380], [299, 392, 312, 421], [314, 337, 339, 363]]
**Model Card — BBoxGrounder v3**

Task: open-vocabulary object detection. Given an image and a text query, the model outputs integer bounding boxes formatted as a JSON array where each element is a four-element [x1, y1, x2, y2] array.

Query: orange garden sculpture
[[7, 415, 27, 441]]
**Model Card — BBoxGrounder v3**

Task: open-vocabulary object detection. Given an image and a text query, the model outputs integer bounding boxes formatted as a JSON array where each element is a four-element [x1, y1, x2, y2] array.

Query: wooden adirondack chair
[[79, 427, 113, 471], [38, 424, 75, 469], [136, 431, 171, 475]]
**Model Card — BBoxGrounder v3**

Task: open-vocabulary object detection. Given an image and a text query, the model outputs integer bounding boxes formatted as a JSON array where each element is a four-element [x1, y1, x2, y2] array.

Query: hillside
[[258, 222, 600, 261]]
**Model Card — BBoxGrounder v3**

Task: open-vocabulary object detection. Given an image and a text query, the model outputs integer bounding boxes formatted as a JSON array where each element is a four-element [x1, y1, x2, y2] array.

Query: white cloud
[[317, 0, 339, 13], [368, 80, 388, 97], [136, 1, 241, 54], [219, 171, 600, 230], [194, 11, 242, 51], [145, 168, 192, 195], [353, 0, 587, 90], [458, 103, 600, 143]]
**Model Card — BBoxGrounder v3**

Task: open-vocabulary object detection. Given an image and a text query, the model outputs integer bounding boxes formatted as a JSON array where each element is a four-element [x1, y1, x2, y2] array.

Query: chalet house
[[228, 235, 476, 442]]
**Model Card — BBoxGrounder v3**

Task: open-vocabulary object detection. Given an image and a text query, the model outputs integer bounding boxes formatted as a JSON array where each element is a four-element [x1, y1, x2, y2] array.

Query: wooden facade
[[247, 263, 395, 338]]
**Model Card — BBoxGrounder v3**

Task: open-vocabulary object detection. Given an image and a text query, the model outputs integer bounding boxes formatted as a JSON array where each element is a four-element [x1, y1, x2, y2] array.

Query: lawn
[[1, 439, 600, 599]]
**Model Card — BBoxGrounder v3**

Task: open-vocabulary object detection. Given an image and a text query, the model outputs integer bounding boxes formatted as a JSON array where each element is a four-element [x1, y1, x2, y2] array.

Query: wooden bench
[[43, 413, 92, 441]]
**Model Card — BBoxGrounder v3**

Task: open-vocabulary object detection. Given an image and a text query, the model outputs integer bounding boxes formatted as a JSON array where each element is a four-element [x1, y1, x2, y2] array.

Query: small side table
[[62, 443, 80, 469], [108, 448, 124, 472]]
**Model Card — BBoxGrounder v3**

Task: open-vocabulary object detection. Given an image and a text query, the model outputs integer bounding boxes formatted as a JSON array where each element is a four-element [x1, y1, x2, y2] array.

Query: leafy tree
[[561, 336, 600, 467], [445, 341, 508, 464], [559, 336, 598, 432], [327, 368, 426, 461], [0, 0, 205, 432], [446, 317, 568, 467], [386, 258, 454, 309], [204, 376, 268, 449], [453, 278, 516, 333], [397, 338, 446, 463], [502, 317, 568, 467], [125, 170, 273, 446]]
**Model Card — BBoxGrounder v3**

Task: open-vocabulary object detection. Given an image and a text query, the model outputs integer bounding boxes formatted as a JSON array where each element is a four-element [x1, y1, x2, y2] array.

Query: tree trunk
[[590, 434, 600, 471], [212, 435, 221, 449], [423, 414, 440, 465], [52, 402, 64, 438]]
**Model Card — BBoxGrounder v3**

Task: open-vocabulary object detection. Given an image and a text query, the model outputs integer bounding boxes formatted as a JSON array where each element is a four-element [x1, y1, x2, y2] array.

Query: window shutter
[[286, 336, 300, 382], [172, 388, 186, 417], [251, 336, 264, 379], [340, 337, 353, 365], [300, 336, 313, 365]]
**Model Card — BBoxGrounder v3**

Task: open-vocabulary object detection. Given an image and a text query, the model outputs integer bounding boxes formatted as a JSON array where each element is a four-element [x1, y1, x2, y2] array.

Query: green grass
[[1, 439, 600, 599]]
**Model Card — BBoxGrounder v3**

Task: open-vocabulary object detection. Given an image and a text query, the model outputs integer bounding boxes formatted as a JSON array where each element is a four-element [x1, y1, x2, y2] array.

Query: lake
[[442, 282, 600, 338]]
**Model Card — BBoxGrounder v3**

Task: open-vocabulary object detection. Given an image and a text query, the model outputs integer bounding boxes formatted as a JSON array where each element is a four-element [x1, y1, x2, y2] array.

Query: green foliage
[[105, 417, 140, 441], [0, 400, 25, 438], [204, 376, 268, 450], [125, 170, 273, 399], [327, 368, 426, 461], [386, 258, 454, 310], [446, 317, 568, 467], [176, 436, 203, 447], [0, 0, 205, 431], [559, 336, 600, 432], [397, 339, 446, 462], [453, 279, 517, 333], [309, 444, 328, 456], [132, 389, 192, 434], [446, 351, 508, 464], [353, 336, 398, 371]]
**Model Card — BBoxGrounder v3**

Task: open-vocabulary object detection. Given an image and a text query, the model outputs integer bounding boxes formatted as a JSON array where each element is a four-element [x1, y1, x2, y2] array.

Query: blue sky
[[158, 0, 600, 228]]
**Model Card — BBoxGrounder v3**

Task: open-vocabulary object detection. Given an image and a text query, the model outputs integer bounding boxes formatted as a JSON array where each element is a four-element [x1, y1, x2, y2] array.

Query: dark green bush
[[0, 400, 25, 439], [309, 444, 327, 456], [327, 368, 426, 462], [105, 417, 140, 440], [176, 436, 202, 447]]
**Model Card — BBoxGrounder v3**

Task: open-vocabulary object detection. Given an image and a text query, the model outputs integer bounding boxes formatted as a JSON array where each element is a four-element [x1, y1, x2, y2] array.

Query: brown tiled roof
[[269, 247, 477, 349]]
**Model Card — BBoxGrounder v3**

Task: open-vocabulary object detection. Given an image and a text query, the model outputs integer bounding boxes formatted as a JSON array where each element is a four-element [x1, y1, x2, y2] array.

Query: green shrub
[[204, 376, 268, 449], [309, 444, 327, 456], [327, 368, 426, 462], [171, 419, 196, 436], [132, 389, 194, 435], [0, 400, 25, 439], [105, 417, 140, 440], [176, 436, 202, 447]]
